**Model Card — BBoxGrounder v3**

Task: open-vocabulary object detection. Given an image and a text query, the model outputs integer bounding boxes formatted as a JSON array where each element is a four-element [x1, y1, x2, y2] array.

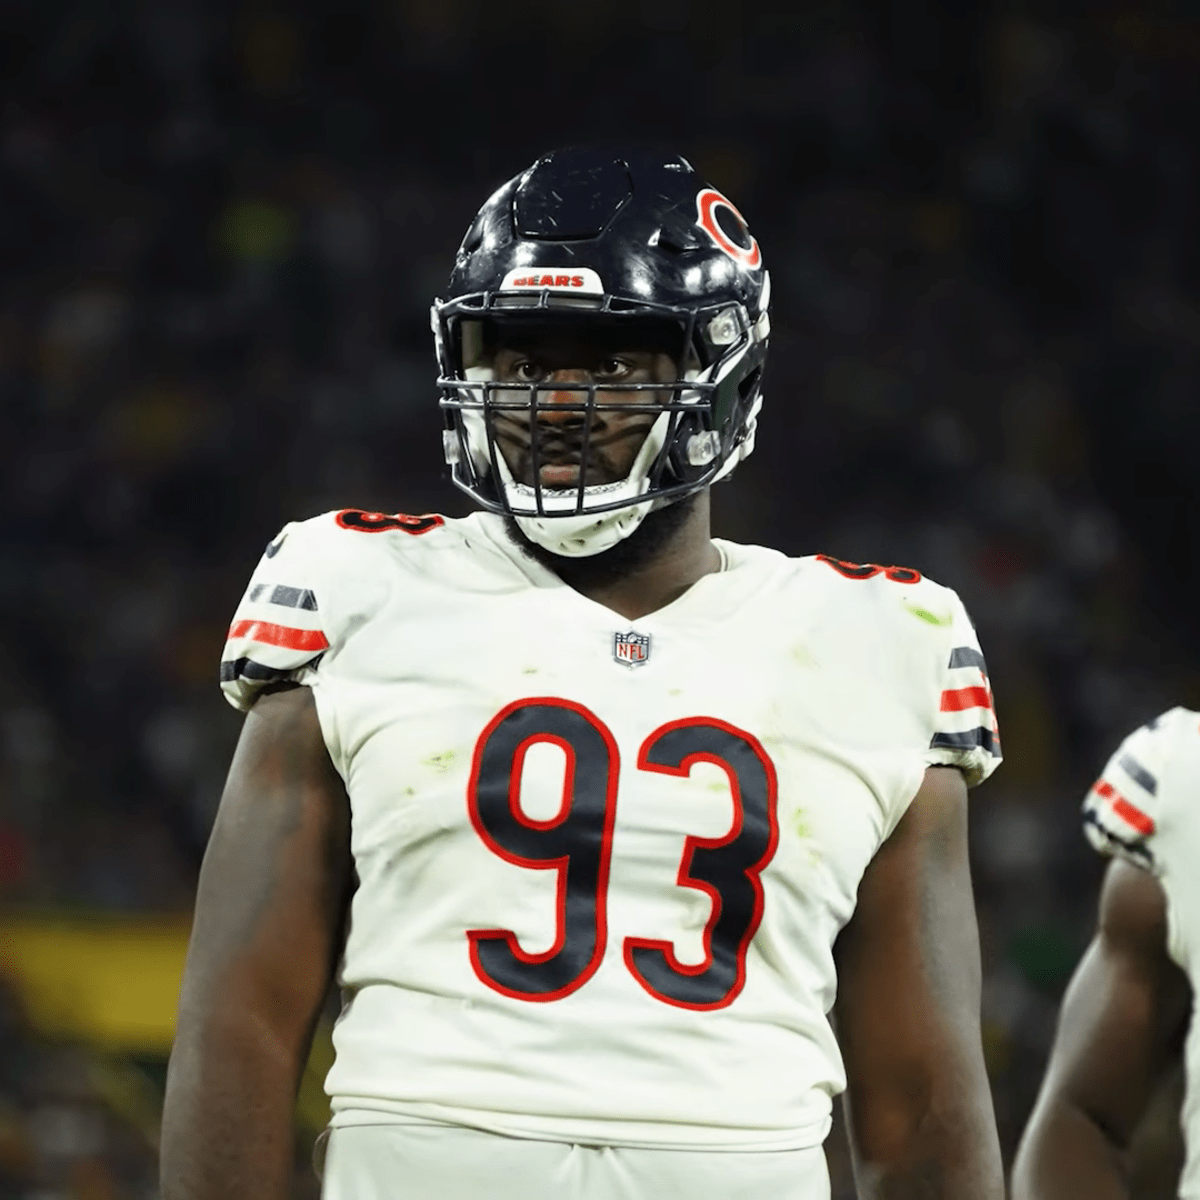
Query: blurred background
[[1, 0, 1199, 1195]]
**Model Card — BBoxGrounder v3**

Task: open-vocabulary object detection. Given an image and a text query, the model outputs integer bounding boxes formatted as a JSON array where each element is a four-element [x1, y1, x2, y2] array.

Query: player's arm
[[1010, 859, 1190, 1200], [160, 686, 352, 1200], [833, 765, 1003, 1200]]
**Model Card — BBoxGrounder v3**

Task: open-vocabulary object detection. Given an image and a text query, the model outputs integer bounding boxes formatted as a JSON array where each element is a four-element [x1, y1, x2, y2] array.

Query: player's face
[[486, 328, 678, 490]]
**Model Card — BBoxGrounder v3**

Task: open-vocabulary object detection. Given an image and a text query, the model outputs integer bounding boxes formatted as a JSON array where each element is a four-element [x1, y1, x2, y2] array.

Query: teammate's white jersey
[[220, 509, 1000, 1152], [1083, 707, 1200, 1196]]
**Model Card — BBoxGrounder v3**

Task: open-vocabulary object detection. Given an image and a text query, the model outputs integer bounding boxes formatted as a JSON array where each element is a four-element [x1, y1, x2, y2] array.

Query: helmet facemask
[[435, 298, 768, 558]]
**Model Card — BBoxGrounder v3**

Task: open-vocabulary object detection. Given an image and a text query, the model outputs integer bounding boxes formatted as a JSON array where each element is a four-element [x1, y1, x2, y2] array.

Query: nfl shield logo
[[613, 630, 651, 668]]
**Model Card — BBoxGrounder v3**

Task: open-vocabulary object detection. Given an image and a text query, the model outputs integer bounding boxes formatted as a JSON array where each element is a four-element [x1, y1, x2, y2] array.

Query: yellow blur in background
[[1, 915, 189, 1053], [0, 913, 334, 1141]]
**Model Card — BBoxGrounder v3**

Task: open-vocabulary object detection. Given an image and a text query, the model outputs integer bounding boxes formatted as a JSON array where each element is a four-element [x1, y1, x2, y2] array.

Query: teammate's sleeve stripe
[[227, 619, 329, 652], [930, 727, 1000, 756], [948, 646, 988, 673], [1092, 780, 1156, 835], [220, 655, 323, 684], [247, 583, 319, 611], [1117, 752, 1157, 795], [1083, 807, 1154, 868], [940, 686, 992, 713]]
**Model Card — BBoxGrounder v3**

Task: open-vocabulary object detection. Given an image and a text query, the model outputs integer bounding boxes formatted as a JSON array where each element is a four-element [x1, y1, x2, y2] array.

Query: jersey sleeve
[[921, 591, 1001, 788], [219, 522, 331, 712], [1082, 709, 1185, 873]]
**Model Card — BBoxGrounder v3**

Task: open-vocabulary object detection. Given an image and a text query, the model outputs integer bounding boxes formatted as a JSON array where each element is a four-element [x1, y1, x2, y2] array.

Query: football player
[[160, 148, 1005, 1199], [1012, 709, 1197, 1199]]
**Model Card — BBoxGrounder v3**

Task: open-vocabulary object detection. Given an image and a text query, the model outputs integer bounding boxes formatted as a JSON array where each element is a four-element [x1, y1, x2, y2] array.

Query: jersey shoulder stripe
[[931, 726, 999, 755], [929, 639, 1001, 773], [1082, 707, 1197, 871], [798, 557, 1001, 788], [940, 685, 991, 713], [1083, 805, 1154, 869], [1116, 751, 1158, 796], [1091, 779, 1154, 835], [948, 645, 987, 672], [218, 510, 453, 711], [218, 655, 324, 685], [219, 518, 338, 710], [227, 619, 330, 653], [247, 583, 319, 611]]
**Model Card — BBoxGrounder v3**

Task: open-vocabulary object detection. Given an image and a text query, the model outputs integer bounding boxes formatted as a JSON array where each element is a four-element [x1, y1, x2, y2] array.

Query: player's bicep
[[1033, 860, 1189, 1143], [833, 766, 996, 1173], [176, 685, 352, 1047]]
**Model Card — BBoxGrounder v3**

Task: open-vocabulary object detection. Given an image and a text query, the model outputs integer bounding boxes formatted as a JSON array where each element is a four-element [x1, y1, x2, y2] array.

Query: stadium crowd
[[1, 2, 1199, 1196]]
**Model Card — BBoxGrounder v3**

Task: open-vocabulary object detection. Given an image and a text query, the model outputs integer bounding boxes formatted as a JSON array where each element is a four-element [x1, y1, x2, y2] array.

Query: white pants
[[320, 1122, 831, 1200]]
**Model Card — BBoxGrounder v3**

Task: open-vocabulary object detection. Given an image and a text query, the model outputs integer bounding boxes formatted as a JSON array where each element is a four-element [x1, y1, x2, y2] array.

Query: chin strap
[[504, 407, 673, 557], [512, 507, 655, 558]]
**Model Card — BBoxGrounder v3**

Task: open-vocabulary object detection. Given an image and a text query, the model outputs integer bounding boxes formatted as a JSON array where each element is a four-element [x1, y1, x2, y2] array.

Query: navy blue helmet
[[433, 147, 770, 556]]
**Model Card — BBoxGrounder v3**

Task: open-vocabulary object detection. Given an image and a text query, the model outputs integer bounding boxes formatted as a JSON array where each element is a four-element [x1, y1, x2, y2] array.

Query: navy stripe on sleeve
[[1083, 807, 1154, 869], [220, 653, 324, 684], [248, 583, 319, 611], [948, 646, 988, 673], [1117, 753, 1158, 796], [930, 727, 1000, 757]]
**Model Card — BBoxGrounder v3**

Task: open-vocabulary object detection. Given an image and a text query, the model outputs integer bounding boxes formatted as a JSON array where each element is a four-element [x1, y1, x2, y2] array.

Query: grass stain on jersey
[[423, 750, 457, 773], [903, 601, 952, 627], [521, 667, 539, 675], [792, 807, 812, 839], [791, 644, 817, 667]]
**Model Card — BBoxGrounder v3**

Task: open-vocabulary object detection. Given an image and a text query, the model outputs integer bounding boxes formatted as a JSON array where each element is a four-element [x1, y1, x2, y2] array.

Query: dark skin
[[1011, 859, 1191, 1200], [160, 686, 353, 1200], [488, 338, 669, 491], [488, 328, 720, 620], [835, 764, 1004, 1199], [162, 335, 1002, 1197]]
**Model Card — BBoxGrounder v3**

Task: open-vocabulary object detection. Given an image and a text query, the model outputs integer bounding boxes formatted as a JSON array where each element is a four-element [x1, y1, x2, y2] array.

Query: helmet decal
[[695, 188, 762, 271], [499, 266, 605, 294]]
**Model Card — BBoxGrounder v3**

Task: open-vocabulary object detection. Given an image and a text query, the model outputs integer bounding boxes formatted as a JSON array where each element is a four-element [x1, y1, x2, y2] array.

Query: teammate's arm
[[160, 686, 352, 1200], [1010, 859, 1190, 1200], [833, 765, 1003, 1199]]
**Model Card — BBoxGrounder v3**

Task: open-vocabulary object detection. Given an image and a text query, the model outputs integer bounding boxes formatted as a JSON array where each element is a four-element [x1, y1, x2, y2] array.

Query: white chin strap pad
[[504, 408, 673, 557], [513, 505, 654, 558]]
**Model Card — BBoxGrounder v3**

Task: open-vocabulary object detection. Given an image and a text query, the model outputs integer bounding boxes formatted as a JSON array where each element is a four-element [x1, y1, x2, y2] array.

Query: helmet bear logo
[[695, 188, 762, 270]]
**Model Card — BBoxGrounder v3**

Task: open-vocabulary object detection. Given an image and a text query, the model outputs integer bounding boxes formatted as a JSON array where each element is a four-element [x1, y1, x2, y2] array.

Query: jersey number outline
[[815, 554, 921, 583], [335, 509, 444, 535], [466, 698, 779, 1011]]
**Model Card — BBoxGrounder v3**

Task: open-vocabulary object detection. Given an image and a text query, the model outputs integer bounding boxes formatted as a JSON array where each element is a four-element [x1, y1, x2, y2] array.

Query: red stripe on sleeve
[[1093, 780, 1156, 836], [939, 686, 992, 712], [227, 619, 329, 653]]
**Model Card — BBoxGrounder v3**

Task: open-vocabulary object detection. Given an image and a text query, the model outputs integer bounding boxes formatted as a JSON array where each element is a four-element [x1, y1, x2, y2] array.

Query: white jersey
[[220, 509, 1000, 1152], [1083, 707, 1200, 1196]]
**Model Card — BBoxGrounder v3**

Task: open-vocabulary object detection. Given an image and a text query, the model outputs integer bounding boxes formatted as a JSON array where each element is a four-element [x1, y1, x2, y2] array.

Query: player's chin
[[507, 458, 626, 491]]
